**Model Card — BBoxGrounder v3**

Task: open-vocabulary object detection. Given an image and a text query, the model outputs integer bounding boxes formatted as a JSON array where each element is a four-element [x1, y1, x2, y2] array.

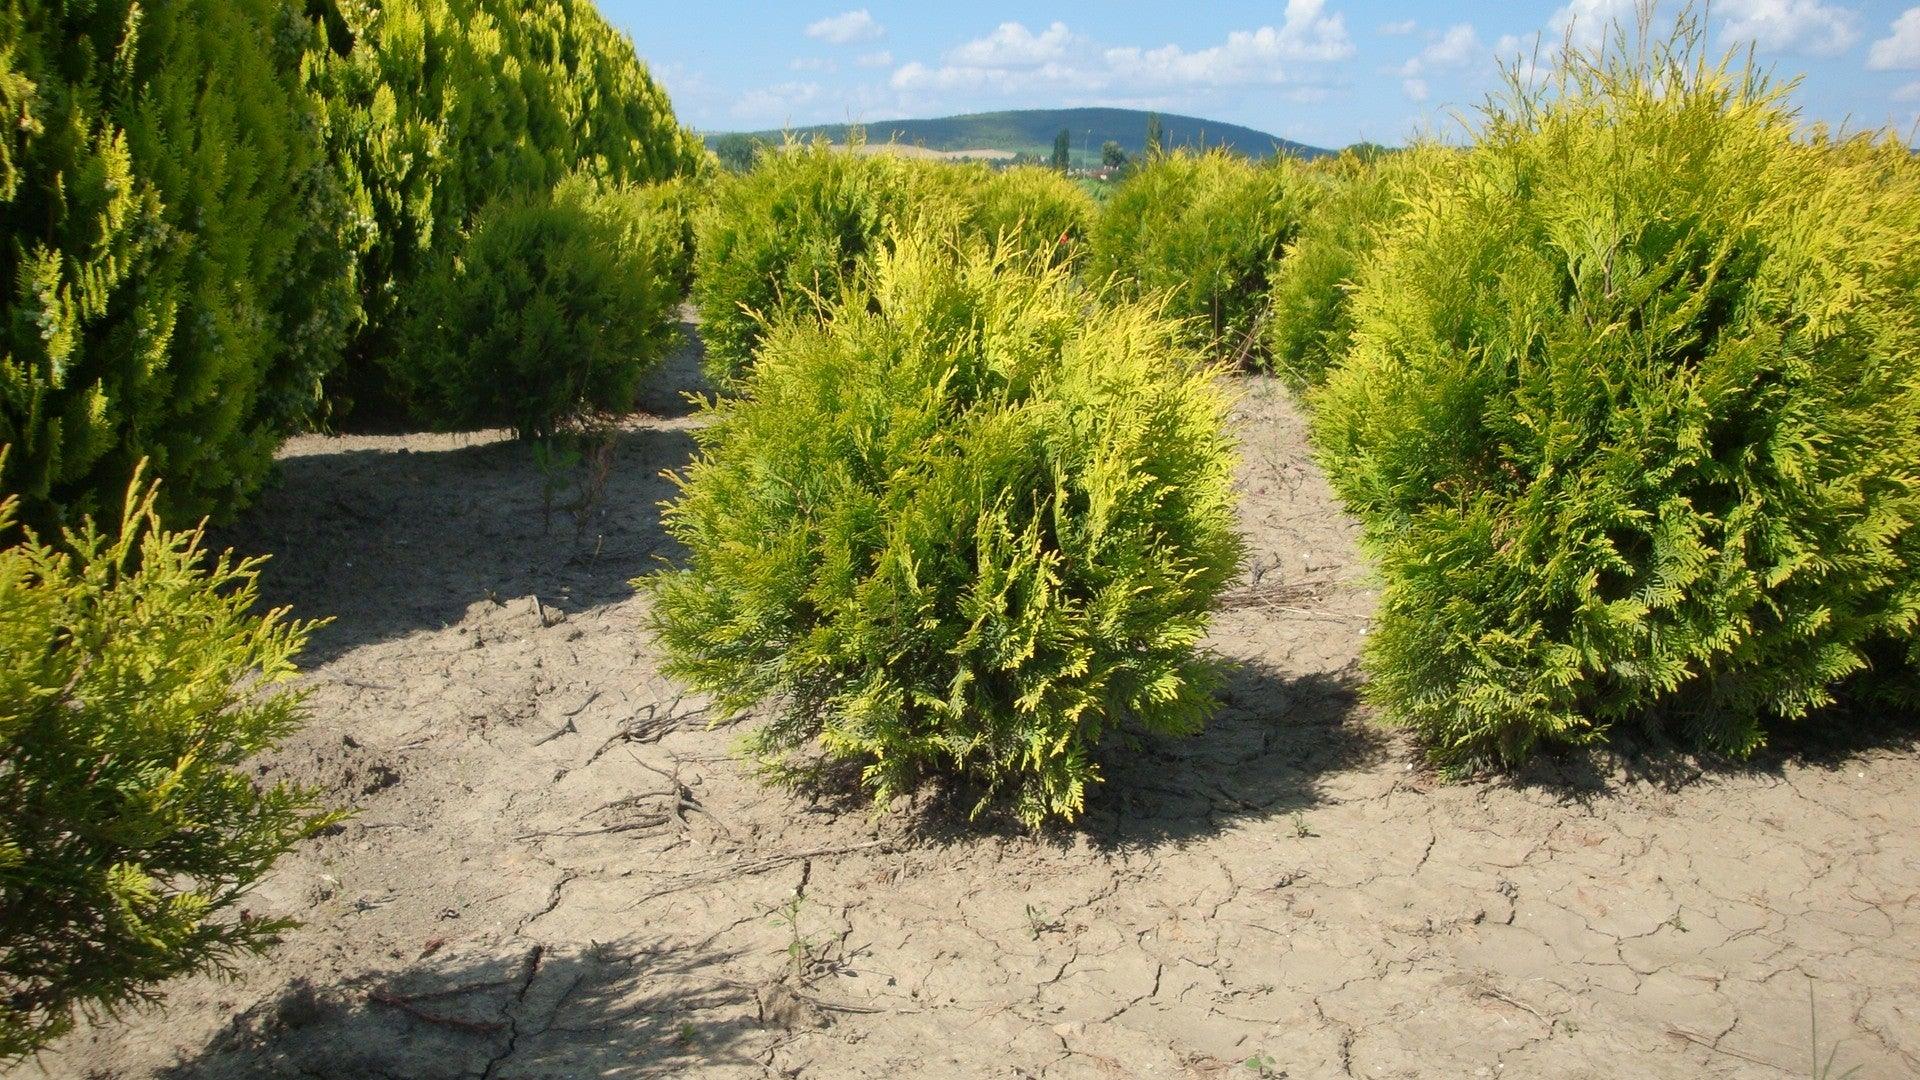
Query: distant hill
[[707, 108, 1329, 166]]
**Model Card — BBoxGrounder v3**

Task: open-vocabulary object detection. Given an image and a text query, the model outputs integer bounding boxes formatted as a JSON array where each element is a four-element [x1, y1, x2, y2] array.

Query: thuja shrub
[[1312, 36, 1920, 768], [0, 0, 360, 529], [1086, 150, 1312, 365], [1263, 147, 1438, 389], [305, 0, 705, 419], [0, 469, 342, 1061], [395, 177, 682, 438], [961, 165, 1097, 268], [648, 240, 1244, 825], [691, 142, 956, 384]]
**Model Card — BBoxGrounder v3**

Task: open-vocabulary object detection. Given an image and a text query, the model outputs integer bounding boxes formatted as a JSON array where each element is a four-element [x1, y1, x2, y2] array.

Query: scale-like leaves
[[650, 239, 1243, 824]]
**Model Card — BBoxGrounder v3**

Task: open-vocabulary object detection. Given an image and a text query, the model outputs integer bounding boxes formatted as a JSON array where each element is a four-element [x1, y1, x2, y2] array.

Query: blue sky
[[607, 1, 1920, 148]]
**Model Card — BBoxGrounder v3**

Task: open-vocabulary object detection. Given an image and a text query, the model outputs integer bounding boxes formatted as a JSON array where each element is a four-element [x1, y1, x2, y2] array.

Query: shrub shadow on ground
[[1505, 699, 1920, 803], [788, 662, 1386, 850], [160, 940, 762, 1080], [212, 422, 697, 668], [1078, 663, 1386, 849]]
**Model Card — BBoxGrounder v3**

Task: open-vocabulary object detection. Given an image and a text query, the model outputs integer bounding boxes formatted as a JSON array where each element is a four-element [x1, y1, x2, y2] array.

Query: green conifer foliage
[[1312, 38, 1920, 767], [1087, 150, 1313, 366], [690, 142, 954, 386], [1263, 147, 1438, 389], [0, 469, 341, 1060], [395, 176, 683, 438], [649, 240, 1244, 825], [961, 165, 1097, 269], [0, 0, 360, 527], [305, 0, 705, 418]]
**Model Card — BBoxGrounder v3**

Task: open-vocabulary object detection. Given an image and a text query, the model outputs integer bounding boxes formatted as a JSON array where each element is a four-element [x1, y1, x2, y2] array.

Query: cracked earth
[[37, 333, 1920, 1079]]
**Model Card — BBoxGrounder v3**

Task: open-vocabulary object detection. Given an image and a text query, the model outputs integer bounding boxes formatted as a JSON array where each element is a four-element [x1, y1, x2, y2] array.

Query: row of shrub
[[0, 0, 702, 532], [656, 27, 1920, 821]]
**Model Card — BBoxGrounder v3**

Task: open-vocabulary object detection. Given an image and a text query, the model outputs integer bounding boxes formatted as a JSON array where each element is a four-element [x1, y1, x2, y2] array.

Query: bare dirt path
[[37, 337, 1920, 1079]]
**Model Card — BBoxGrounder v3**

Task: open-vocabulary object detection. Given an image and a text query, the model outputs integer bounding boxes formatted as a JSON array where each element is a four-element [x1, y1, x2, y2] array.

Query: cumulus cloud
[[1897, 80, 1920, 100], [855, 50, 893, 68], [1398, 23, 1483, 77], [891, 7, 1354, 97], [1870, 8, 1920, 69], [1402, 77, 1430, 100], [789, 57, 837, 73], [1716, 0, 1858, 57], [1381, 19, 1418, 36], [806, 9, 883, 45], [949, 21, 1074, 67], [1549, 0, 1644, 52]]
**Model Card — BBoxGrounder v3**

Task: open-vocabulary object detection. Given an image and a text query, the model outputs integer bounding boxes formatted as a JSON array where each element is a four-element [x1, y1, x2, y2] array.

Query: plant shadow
[[1501, 695, 1920, 803], [1076, 663, 1387, 849], [211, 421, 697, 669], [782, 662, 1387, 850], [159, 939, 765, 1079]]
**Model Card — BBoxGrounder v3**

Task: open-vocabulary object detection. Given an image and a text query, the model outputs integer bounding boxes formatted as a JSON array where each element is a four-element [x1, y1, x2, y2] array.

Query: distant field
[[708, 106, 1330, 166]]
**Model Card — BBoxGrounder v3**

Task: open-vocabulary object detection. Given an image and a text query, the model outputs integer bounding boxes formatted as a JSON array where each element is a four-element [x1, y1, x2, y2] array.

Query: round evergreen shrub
[[0, 469, 342, 1061], [690, 142, 954, 385], [1086, 150, 1313, 365], [1312, 41, 1920, 768], [1263, 147, 1437, 389], [648, 240, 1244, 825], [0, 0, 360, 529], [394, 178, 682, 438]]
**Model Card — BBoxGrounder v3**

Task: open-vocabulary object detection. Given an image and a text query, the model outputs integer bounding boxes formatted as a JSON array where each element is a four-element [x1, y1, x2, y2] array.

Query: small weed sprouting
[[1244, 1051, 1282, 1077], [1024, 904, 1062, 941], [1290, 812, 1315, 838], [768, 892, 825, 985]]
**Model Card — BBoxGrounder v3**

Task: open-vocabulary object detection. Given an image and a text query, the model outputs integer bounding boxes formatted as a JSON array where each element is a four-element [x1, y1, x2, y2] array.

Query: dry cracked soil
[[34, 324, 1920, 1079]]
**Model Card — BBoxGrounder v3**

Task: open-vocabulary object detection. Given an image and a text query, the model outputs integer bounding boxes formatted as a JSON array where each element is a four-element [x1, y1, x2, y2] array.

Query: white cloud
[[732, 81, 821, 121], [1550, 0, 1644, 52], [949, 21, 1074, 67], [1403, 77, 1430, 100], [806, 9, 883, 45], [1896, 79, 1920, 100], [892, 9, 1354, 97], [1398, 23, 1483, 77], [1869, 8, 1920, 69], [1716, 0, 1858, 57], [1381, 19, 1418, 36], [790, 57, 837, 73], [856, 49, 893, 68]]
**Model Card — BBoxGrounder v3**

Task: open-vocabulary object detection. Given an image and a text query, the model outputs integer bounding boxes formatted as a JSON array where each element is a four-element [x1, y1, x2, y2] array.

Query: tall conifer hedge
[[0, 0, 359, 527], [305, 0, 706, 419]]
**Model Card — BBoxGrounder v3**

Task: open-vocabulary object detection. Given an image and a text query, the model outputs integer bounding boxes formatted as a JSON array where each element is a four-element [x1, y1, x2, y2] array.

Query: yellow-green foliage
[[0, 469, 341, 1060], [1264, 147, 1440, 389], [1087, 150, 1313, 364], [306, 0, 705, 417], [693, 146, 1100, 385], [959, 165, 1097, 269], [0, 0, 360, 528], [396, 176, 683, 437], [1312, 38, 1920, 768], [649, 240, 1244, 825], [691, 142, 960, 385]]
